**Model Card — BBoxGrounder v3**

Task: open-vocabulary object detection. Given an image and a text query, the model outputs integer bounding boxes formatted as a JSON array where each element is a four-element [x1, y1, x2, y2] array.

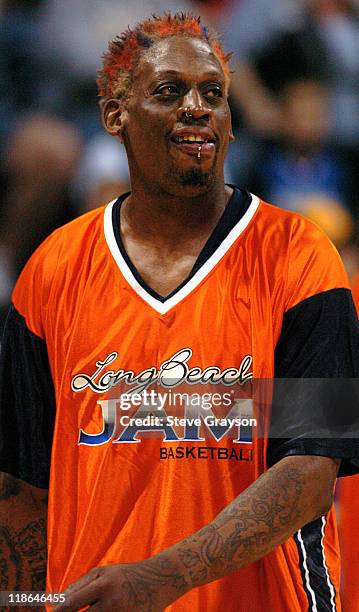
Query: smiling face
[[103, 36, 233, 197]]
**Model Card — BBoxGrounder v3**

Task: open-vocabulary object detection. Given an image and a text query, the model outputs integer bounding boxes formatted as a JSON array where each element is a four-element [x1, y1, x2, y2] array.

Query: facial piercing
[[197, 145, 202, 159]]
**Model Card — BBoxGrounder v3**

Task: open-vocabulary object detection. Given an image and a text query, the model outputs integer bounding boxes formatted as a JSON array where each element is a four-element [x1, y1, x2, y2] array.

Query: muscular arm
[[161, 455, 339, 588], [60, 455, 339, 610], [0, 472, 47, 592]]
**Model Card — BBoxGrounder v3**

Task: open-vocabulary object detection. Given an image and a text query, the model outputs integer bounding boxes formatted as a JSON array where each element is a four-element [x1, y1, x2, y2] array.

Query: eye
[[203, 85, 223, 99], [154, 84, 180, 96]]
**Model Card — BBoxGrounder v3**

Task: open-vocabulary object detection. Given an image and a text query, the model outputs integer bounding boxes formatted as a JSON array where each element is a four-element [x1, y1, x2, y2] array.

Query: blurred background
[[1, 0, 359, 608]]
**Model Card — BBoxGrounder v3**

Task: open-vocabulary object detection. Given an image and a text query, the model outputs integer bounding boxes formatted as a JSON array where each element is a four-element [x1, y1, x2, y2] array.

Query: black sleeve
[[0, 304, 56, 488], [268, 288, 359, 477]]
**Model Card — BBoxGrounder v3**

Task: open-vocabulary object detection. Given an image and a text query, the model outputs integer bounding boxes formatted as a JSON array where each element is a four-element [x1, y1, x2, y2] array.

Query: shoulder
[[254, 197, 343, 259], [251, 196, 349, 309], [38, 205, 105, 260], [12, 205, 106, 336], [257, 198, 332, 240]]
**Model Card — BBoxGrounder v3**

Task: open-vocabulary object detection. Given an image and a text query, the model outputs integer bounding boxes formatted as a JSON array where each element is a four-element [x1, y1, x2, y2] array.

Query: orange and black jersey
[[1, 187, 359, 611]]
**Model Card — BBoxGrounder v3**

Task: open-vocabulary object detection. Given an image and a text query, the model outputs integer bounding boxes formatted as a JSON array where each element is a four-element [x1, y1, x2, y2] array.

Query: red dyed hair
[[97, 12, 232, 103]]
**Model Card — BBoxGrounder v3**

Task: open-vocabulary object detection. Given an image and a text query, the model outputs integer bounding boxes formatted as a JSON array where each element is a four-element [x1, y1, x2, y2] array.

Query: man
[[1, 13, 359, 611]]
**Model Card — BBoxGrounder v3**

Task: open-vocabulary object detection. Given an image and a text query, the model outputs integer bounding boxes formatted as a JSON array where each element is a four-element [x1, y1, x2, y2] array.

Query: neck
[[121, 180, 232, 247]]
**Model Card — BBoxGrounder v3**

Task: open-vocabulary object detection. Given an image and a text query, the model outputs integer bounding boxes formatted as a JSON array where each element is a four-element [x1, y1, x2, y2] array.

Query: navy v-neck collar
[[111, 186, 252, 303]]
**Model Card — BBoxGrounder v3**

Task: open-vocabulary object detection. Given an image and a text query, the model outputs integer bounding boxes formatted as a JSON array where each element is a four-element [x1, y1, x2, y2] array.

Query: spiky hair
[[97, 12, 231, 104]]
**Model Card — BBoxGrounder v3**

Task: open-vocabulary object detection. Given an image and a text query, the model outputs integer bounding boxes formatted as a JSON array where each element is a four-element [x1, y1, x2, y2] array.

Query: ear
[[101, 99, 129, 142]]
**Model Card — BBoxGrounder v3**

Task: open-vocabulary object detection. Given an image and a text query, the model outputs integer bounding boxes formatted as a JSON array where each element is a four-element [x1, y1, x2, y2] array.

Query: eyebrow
[[150, 69, 225, 83]]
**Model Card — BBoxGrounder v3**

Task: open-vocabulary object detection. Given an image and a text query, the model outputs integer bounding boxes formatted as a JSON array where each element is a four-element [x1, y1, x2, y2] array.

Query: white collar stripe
[[103, 193, 260, 315]]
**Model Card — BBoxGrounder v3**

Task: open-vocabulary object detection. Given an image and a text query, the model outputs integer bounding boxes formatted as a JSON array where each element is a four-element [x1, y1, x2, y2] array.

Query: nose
[[177, 88, 212, 122]]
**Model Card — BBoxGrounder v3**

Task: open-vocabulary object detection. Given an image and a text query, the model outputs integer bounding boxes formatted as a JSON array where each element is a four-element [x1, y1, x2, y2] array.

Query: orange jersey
[[1, 188, 359, 611]]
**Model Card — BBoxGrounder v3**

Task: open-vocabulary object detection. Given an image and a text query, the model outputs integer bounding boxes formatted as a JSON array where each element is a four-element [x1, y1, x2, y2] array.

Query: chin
[[176, 167, 215, 189]]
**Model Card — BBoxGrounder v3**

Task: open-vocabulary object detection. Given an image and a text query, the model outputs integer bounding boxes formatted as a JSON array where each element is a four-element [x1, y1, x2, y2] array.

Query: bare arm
[[58, 455, 339, 611], [0, 472, 48, 592], [160, 455, 339, 587]]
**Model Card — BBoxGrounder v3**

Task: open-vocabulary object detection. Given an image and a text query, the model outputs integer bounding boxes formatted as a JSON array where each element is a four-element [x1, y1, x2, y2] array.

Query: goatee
[[176, 168, 214, 187]]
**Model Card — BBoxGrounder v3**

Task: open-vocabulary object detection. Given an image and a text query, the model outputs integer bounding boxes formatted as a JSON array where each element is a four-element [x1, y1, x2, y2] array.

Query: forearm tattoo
[[120, 556, 188, 609], [173, 459, 334, 588], [147, 457, 336, 596], [82, 458, 335, 611]]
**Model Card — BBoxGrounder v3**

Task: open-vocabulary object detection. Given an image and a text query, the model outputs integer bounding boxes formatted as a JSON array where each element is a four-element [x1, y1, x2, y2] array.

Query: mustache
[[181, 117, 210, 127]]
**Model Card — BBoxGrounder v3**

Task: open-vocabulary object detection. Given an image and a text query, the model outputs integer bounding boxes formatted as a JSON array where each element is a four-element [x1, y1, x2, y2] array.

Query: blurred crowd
[[1, 0, 359, 332]]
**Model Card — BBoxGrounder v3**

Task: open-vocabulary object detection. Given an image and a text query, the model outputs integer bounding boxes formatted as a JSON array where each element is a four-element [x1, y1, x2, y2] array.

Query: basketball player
[[1, 13, 359, 612]]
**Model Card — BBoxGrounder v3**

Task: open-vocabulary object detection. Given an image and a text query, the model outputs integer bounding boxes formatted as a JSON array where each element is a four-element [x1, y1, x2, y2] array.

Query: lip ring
[[169, 139, 215, 158]]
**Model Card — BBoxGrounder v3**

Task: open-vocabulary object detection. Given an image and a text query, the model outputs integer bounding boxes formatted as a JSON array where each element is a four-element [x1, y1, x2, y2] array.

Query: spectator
[[227, 79, 353, 213], [0, 114, 82, 332], [73, 134, 130, 214], [222, 0, 359, 206], [0, 0, 45, 151]]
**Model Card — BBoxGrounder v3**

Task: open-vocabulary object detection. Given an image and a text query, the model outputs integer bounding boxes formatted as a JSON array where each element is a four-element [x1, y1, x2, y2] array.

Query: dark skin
[[52, 35, 342, 610]]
